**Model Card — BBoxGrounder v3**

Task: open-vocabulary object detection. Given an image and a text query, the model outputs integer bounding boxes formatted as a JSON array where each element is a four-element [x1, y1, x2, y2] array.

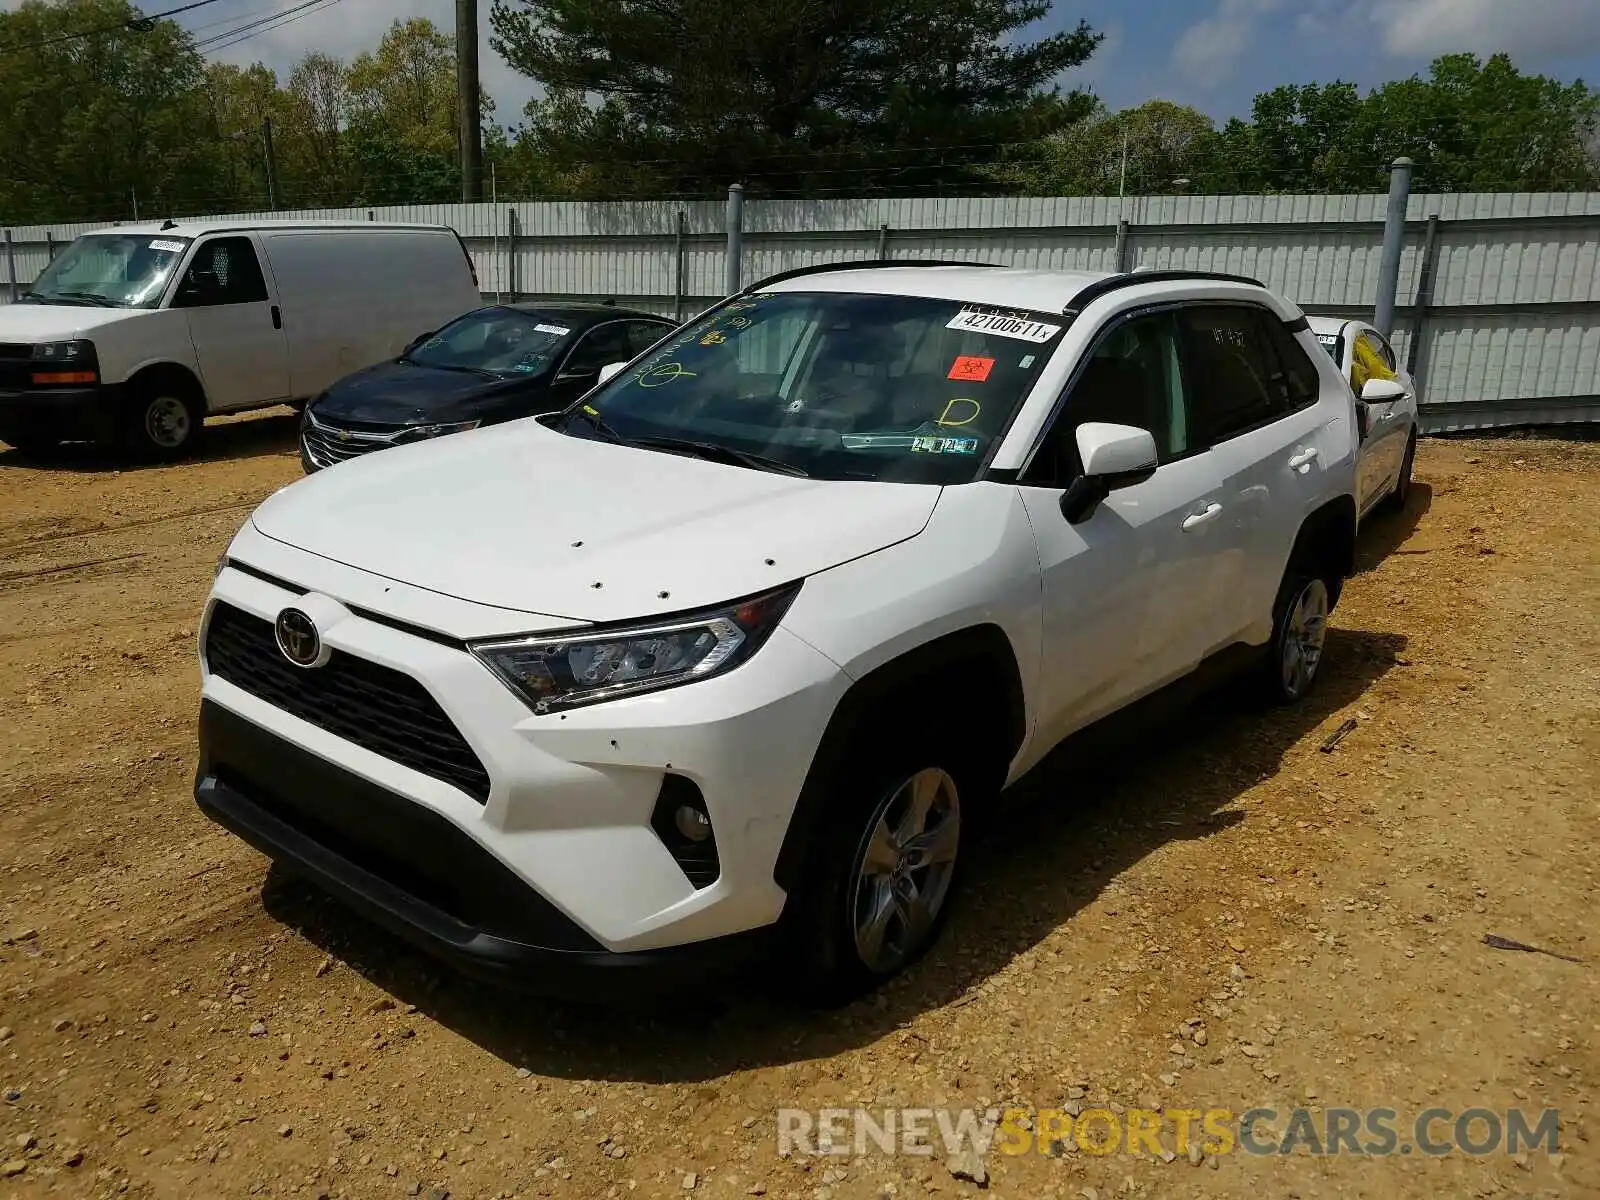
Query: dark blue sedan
[[300, 302, 676, 472]]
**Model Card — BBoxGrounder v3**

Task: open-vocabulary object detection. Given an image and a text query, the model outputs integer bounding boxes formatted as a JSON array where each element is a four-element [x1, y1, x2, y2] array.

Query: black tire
[[1381, 430, 1416, 514], [783, 727, 980, 1006], [1257, 560, 1333, 706], [123, 378, 204, 461]]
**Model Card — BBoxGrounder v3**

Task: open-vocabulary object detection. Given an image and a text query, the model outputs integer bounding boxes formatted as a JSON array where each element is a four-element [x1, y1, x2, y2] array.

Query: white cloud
[[1170, 0, 1283, 88], [1364, 0, 1600, 61]]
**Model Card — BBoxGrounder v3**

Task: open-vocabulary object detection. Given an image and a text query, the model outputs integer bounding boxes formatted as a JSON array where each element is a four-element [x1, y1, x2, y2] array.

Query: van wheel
[[1258, 563, 1331, 705], [786, 732, 969, 1006], [126, 381, 202, 460]]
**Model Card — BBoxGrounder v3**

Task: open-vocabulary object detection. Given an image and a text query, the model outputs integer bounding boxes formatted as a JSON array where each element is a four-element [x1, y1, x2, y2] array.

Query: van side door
[[170, 235, 290, 411]]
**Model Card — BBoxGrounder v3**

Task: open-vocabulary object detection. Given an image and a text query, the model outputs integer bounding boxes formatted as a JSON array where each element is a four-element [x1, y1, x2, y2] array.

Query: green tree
[[0, 0, 221, 221], [488, 0, 1101, 196], [991, 99, 1214, 195]]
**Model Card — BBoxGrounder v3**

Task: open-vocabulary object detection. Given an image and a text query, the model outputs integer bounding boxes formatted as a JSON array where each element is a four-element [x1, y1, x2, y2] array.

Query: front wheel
[[1381, 430, 1416, 513], [786, 743, 968, 1004], [125, 385, 202, 461]]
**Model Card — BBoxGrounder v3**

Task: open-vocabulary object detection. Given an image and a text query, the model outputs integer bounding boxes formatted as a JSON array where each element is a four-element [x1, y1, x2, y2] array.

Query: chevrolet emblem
[[336, 430, 351, 442]]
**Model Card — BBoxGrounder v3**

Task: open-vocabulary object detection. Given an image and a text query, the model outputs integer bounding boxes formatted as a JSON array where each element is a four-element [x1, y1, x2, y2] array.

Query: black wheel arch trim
[[773, 623, 1027, 893]]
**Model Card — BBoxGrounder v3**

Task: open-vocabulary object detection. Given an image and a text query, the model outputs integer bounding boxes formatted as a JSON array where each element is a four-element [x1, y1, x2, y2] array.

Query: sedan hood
[[251, 418, 940, 624], [313, 360, 535, 425]]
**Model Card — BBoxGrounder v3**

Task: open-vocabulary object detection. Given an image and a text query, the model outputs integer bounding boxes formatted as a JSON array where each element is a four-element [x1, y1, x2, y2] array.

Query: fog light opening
[[650, 775, 720, 889], [674, 804, 712, 843]]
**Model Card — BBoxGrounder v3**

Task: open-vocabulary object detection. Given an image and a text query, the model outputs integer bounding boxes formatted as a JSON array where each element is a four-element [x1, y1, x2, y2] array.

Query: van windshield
[[403, 307, 573, 376], [554, 290, 1067, 484], [23, 234, 191, 309]]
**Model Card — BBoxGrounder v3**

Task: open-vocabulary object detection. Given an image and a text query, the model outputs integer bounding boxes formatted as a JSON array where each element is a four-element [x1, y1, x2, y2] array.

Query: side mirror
[[597, 361, 629, 385], [1060, 422, 1159, 524], [1360, 377, 1406, 403]]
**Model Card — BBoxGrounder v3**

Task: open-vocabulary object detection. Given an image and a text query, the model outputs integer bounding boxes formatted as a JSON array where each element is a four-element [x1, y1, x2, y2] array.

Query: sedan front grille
[[300, 414, 401, 469], [204, 602, 492, 804]]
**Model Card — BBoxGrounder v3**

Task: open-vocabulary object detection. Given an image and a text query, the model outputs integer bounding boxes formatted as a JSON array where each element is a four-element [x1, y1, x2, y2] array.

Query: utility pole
[[262, 117, 281, 211], [456, 0, 484, 202]]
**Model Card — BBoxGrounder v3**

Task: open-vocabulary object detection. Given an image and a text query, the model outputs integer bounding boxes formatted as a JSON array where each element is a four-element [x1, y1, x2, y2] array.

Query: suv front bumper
[[196, 553, 849, 988]]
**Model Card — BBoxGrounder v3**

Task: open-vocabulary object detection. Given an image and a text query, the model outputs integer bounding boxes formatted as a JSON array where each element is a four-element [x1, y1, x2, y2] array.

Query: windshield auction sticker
[[947, 355, 996, 382], [946, 309, 1061, 343]]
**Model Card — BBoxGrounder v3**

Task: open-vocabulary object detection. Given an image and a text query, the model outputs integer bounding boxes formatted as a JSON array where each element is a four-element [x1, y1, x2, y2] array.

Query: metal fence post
[[1373, 156, 1414, 337], [507, 207, 520, 301], [1114, 218, 1130, 273], [3, 230, 16, 303], [46, 231, 55, 263], [674, 209, 687, 321], [1406, 213, 1442, 403], [725, 183, 744, 296], [876, 223, 890, 260]]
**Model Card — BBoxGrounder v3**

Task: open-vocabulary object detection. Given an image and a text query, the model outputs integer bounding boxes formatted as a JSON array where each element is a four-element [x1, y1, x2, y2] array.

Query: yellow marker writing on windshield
[[937, 398, 981, 427]]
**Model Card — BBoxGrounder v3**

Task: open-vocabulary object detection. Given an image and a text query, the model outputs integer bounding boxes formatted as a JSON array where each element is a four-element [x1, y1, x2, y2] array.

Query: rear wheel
[[1259, 566, 1331, 705], [125, 380, 203, 461], [786, 732, 973, 1005]]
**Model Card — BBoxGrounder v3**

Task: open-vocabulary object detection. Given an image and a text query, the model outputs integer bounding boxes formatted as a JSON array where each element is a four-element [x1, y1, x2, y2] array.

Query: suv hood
[[0, 304, 139, 339], [251, 417, 940, 624]]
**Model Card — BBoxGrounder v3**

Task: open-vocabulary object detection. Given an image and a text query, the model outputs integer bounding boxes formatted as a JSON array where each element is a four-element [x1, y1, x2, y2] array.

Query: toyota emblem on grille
[[274, 608, 322, 668]]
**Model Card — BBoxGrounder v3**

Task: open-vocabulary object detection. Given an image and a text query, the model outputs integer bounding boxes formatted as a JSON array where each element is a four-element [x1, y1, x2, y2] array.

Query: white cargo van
[[0, 221, 482, 459]]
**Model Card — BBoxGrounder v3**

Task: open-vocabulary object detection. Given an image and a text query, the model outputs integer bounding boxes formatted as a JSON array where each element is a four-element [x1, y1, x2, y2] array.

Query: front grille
[[301, 415, 399, 469], [204, 602, 491, 804]]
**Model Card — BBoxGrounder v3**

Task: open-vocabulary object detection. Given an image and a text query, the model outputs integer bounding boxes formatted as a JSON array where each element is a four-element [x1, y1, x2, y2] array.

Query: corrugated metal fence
[[5, 191, 1598, 432]]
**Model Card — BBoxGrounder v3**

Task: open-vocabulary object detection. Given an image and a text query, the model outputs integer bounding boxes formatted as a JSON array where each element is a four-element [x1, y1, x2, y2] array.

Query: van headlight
[[32, 340, 93, 362], [470, 583, 800, 713]]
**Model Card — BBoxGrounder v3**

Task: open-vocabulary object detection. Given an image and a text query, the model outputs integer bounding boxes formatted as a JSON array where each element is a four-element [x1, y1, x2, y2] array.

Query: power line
[[0, 0, 227, 57], [192, 0, 347, 55]]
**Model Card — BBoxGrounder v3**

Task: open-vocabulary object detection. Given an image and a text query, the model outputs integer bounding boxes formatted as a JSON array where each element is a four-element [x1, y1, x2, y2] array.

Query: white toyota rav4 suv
[[195, 263, 1361, 1002]]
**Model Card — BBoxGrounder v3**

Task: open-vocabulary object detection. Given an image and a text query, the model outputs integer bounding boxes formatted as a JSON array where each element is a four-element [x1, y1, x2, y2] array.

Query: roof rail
[[744, 258, 1003, 295], [1063, 270, 1266, 315]]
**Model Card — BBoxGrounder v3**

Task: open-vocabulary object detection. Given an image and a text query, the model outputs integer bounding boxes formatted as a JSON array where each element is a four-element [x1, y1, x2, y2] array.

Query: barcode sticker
[[149, 239, 186, 252], [946, 309, 1061, 344], [534, 324, 571, 336]]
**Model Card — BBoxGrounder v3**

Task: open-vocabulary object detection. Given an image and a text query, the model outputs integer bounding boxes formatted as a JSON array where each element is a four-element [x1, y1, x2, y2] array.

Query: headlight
[[399, 419, 481, 442], [31, 340, 93, 362], [471, 583, 801, 713]]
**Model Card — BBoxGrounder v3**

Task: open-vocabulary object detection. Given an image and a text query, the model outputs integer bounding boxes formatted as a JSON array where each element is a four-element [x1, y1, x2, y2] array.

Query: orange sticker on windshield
[[948, 356, 996, 382]]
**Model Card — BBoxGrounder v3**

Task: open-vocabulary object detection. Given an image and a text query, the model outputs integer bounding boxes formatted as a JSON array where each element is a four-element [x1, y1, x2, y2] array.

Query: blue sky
[[10, 0, 1596, 126], [1059, 0, 1600, 119]]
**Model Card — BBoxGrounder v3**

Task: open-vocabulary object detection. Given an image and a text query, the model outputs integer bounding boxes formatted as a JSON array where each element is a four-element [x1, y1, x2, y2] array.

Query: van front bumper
[[0, 383, 122, 443]]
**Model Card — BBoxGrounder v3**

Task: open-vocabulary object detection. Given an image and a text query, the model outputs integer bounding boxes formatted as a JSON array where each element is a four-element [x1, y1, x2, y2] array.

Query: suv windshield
[[406, 308, 573, 376], [555, 290, 1067, 483], [24, 233, 191, 309]]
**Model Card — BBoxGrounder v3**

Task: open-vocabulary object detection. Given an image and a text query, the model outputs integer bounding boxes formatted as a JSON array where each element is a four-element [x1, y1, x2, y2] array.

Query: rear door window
[[1177, 305, 1290, 446]]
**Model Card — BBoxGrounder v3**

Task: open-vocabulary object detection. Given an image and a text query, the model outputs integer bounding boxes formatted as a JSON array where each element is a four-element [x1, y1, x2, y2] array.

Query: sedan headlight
[[398, 419, 481, 443], [471, 583, 800, 713]]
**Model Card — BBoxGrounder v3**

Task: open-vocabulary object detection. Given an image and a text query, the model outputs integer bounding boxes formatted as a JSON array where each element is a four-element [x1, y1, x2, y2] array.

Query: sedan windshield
[[556, 290, 1067, 483], [24, 233, 191, 309], [406, 308, 573, 376]]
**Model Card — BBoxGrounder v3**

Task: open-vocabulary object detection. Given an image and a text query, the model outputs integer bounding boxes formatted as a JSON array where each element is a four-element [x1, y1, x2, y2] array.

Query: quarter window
[[1178, 305, 1288, 445]]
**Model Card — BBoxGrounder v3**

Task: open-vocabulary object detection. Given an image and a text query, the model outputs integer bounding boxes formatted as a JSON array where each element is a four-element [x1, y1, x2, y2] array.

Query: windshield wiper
[[621, 436, 810, 478], [563, 406, 622, 440], [47, 290, 120, 307], [407, 359, 500, 380]]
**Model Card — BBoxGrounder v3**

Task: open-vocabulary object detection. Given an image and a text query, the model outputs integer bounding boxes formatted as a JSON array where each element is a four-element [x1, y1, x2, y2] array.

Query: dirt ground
[[0, 415, 1595, 1200]]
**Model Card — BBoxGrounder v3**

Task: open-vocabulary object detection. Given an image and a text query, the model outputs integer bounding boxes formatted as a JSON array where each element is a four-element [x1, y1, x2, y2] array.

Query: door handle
[[1182, 502, 1222, 530], [1288, 448, 1318, 472], [270, 305, 282, 330]]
